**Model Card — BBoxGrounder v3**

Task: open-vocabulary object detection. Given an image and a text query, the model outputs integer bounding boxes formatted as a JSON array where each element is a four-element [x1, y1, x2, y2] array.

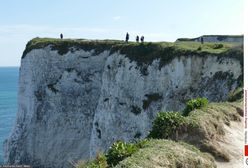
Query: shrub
[[228, 87, 243, 102], [76, 140, 148, 167], [106, 141, 138, 166], [135, 139, 149, 148], [148, 112, 186, 139], [212, 43, 223, 49], [75, 153, 107, 168], [183, 98, 208, 116]]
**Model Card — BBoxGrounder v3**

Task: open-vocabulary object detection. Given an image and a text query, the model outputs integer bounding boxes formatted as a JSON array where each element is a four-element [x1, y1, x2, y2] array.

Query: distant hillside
[[176, 35, 243, 43]]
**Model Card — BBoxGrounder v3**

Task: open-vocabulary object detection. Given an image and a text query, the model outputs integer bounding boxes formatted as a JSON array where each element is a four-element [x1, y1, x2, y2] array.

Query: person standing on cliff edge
[[141, 36, 144, 43], [60, 33, 63, 39], [136, 35, 139, 42], [200, 37, 204, 44], [125, 32, 129, 43]]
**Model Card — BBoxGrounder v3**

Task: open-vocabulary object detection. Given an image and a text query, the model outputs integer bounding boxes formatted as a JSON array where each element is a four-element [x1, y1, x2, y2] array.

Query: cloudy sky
[[0, 0, 244, 66]]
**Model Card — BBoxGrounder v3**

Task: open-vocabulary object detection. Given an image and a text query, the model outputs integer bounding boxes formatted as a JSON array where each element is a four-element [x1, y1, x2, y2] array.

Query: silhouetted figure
[[60, 33, 63, 39], [136, 36, 139, 42], [125, 32, 129, 43], [141, 36, 144, 43], [200, 37, 204, 44]]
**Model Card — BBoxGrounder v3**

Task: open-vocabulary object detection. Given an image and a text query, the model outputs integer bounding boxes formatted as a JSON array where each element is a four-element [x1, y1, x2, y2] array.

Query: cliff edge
[[4, 38, 243, 168]]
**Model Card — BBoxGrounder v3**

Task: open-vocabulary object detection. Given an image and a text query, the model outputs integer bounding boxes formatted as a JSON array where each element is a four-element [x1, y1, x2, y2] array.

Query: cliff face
[[4, 39, 243, 168]]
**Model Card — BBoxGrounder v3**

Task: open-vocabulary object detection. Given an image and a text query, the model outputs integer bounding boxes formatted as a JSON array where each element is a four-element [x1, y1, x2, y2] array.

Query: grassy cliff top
[[22, 38, 243, 68]]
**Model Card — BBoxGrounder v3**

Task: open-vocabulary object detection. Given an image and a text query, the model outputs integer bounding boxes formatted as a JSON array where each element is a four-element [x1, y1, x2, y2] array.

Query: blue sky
[[0, 0, 244, 66]]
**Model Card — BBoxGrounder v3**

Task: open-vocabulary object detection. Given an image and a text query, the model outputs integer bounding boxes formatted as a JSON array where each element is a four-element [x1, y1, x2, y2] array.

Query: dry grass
[[115, 140, 217, 168]]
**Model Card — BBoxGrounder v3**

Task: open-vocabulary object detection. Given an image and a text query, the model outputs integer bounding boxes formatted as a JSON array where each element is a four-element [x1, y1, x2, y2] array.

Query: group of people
[[125, 32, 144, 43], [60, 32, 145, 43]]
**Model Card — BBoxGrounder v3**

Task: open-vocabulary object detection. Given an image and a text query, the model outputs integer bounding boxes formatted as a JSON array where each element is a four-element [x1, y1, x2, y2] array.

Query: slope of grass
[[169, 101, 243, 161], [74, 99, 242, 167], [114, 100, 243, 168], [115, 140, 216, 168]]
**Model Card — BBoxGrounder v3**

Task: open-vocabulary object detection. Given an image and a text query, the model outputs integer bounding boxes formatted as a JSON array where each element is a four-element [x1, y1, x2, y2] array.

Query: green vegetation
[[75, 140, 148, 168], [23, 37, 243, 167], [106, 140, 148, 166], [22, 38, 243, 74], [148, 112, 186, 139], [22, 38, 119, 57], [212, 43, 224, 49], [142, 93, 163, 110], [177, 35, 243, 42], [106, 141, 139, 166], [116, 140, 216, 168], [228, 87, 243, 102], [76, 99, 242, 167], [75, 140, 216, 168], [75, 153, 107, 168], [214, 35, 242, 41], [148, 99, 242, 161], [183, 98, 208, 116]]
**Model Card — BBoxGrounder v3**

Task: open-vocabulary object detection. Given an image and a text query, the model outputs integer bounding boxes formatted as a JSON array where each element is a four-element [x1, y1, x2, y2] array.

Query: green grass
[[22, 38, 243, 74], [115, 140, 216, 168], [106, 141, 139, 166], [148, 112, 186, 139], [22, 38, 120, 57], [176, 101, 242, 161], [147, 99, 243, 162], [75, 153, 108, 168], [183, 98, 208, 116], [75, 100, 242, 167], [177, 35, 243, 42], [174, 41, 238, 54], [228, 87, 243, 102], [75, 140, 148, 168], [125, 100, 242, 166], [75, 139, 216, 168]]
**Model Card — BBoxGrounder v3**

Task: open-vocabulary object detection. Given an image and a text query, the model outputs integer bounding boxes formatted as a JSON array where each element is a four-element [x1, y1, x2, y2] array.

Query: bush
[[76, 140, 148, 167], [212, 43, 223, 49], [75, 153, 107, 168], [228, 87, 243, 102], [148, 112, 186, 139], [183, 98, 208, 116], [135, 139, 149, 148], [106, 141, 138, 166]]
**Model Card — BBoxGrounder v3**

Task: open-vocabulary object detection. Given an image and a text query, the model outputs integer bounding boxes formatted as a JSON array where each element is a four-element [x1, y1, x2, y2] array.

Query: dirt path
[[215, 119, 243, 168]]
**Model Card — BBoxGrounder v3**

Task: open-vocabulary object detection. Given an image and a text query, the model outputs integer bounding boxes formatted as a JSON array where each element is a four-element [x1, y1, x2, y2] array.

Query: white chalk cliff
[[4, 39, 243, 168]]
